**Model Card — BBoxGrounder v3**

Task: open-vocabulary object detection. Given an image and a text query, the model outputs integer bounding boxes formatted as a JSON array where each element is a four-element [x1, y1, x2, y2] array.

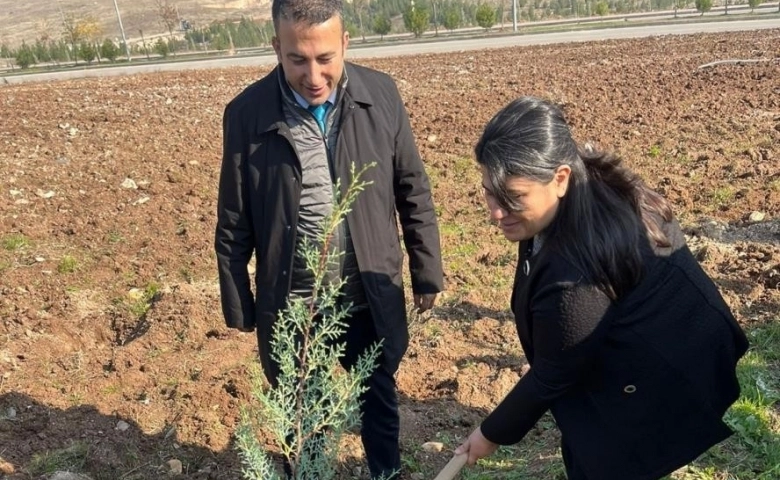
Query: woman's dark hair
[[474, 96, 673, 299]]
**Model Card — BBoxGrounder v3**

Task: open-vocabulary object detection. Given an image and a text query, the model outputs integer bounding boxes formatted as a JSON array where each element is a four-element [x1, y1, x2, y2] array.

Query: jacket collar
[[343, 62, 373, 107], [257, 62, 372, 135]]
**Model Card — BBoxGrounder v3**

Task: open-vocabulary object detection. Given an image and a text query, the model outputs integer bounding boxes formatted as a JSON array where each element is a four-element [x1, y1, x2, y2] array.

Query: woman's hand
[[454, 426, 499, 465]]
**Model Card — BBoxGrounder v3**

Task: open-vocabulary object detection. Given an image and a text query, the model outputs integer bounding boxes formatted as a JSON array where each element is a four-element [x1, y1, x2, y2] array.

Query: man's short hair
[[272, 0, 343, 30]]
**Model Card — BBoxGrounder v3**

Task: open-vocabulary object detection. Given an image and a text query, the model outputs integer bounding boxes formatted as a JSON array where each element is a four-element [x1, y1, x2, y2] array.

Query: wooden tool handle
[[433, 454, 468, 480]]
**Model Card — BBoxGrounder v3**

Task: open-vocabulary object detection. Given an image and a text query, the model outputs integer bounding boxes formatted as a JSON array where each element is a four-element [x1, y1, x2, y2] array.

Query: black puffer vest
[[280, 74, 367, 312]]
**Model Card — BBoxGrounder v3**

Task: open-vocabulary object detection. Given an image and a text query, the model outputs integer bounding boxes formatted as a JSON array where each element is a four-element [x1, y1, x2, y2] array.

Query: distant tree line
[[183, 17, 275, 51], [1, 36, 177, 69], [0, 0, 764, 70]]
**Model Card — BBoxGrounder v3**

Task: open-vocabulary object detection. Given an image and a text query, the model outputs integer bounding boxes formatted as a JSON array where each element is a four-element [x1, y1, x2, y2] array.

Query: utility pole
[[512, 0, 518, 31], [112, 0, 131, 61]]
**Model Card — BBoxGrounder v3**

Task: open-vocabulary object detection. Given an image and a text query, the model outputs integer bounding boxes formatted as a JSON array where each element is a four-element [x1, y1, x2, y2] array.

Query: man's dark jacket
[[215, 62, 444, 373]]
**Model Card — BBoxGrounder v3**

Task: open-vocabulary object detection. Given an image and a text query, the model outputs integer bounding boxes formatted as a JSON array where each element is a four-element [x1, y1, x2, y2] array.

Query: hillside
[[0, 0, 271, 47]]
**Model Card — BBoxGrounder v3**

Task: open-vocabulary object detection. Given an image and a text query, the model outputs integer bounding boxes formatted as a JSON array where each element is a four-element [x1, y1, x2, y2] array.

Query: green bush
[[154, 38, 170, 58], [443, 7, 462, 31], [404, 6, 430, 38], [372, 14, 392, 39], [475, 3, 497, 30], [100, 39, 120, 62], [78, 42, 96, 64], [695, 0, 712, 14], [14, 43, 36, 69]]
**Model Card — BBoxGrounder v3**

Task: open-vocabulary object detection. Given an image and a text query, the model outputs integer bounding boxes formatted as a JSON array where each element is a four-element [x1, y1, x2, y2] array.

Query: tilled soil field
[[1, 28, 778, 479]]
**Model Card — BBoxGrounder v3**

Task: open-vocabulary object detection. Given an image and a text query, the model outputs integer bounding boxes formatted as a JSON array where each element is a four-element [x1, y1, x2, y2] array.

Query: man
[[214, 0, 444, 477]]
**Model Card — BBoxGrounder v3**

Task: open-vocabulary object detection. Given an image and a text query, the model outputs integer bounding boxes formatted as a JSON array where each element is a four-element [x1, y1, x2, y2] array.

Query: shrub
[[78, 42, 96, 64], [372, 14, 392, 40], [14, 43, 36, 69], [404, 6, 430, 38], [235, 164, 383, 479], [100, 39, 120, 62], [695, 0, 713, 14], [475, 3, 497, 30]]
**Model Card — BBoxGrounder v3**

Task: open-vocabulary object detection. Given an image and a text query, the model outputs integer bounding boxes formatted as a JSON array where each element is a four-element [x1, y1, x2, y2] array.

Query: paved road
[[3, 18, 778, 85]]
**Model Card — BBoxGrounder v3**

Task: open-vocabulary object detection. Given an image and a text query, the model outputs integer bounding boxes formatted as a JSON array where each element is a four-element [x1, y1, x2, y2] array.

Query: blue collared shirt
[[290, 88, 338, 110]]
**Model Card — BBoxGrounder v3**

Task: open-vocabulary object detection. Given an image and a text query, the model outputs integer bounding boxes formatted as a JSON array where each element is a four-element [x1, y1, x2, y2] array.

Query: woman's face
[[481, 165, 571, 243]]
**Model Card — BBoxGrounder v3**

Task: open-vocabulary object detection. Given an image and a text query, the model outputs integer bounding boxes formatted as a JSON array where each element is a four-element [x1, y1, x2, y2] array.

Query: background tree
[[14, 43, 36, 69], [101, 39, 120, 62], [526, 2, 537, 20], [185, 26, 212, 50], [404, 4, 430, 37], [343, 19, 361, 39], [73, 15, 103, 63], [73, 16, 103, 47], [138, 29, 152, 60], [47, 40, 70, 64], [61, 13, 81, 64], [78, 41, 97, 64], [154, 37, 170, 57], [747, 0, 761, 12], [595, 0, 610, 15], [211, 26, 229, 51], [234, 17, 263, 48], [570, 0, 579, 17], [673, 0, 687, 17], [34, 19, 54, 63], [0, 42, 11, 67], [694, 0, 711, 14], [155, 0, 180, 56], [442, 6, 462, 31], [475, 3, 497, 30], [353, 0, 369, 41], [260, 20, 275, 46], [33, 39, 50, 64], [372, 13, 392, 40], [431, 0, 439, 35]]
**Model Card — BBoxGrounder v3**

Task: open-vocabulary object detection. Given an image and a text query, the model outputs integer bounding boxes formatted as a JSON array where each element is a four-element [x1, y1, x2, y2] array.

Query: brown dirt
[[1, 29, 779, 479]]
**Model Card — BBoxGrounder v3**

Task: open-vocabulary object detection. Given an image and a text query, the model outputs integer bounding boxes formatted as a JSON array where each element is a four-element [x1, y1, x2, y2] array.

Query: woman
[[454, 97, 749, 480]]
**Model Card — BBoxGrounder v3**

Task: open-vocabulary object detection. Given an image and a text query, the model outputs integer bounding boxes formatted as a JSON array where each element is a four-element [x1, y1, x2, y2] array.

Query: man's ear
[[272, 36, 281, 61]]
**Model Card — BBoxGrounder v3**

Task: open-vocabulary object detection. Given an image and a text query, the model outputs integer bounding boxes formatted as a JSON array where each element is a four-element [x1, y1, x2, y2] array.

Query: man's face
[[272, 15, 348, 106]]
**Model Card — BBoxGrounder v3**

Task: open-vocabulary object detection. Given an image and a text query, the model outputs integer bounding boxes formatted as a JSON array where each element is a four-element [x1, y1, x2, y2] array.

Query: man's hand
[[413, 293, 437, 313], [454, 426, 499, 466]]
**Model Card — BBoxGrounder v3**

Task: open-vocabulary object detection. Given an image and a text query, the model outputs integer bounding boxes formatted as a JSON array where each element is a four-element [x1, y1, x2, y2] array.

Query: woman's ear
[[554, 165, 572, 198]]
